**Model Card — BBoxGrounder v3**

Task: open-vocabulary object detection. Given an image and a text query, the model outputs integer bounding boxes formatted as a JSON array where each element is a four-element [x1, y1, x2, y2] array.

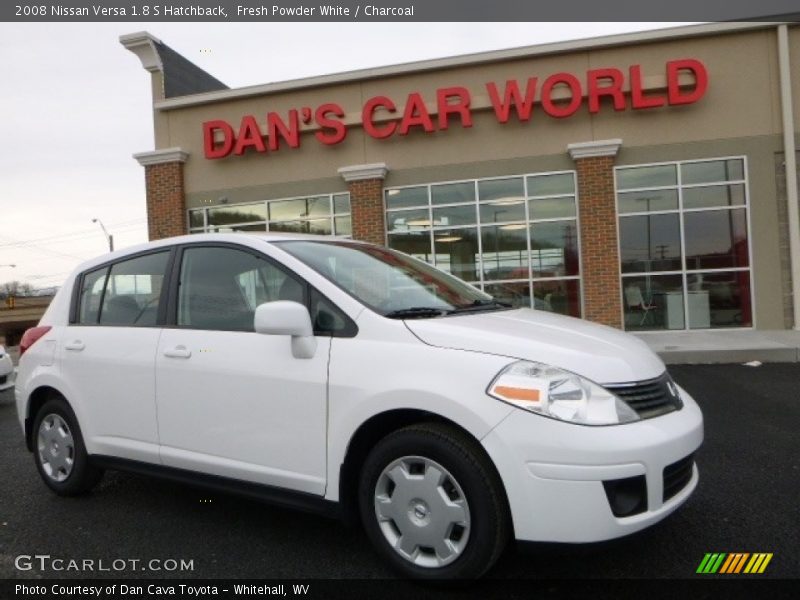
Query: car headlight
[[487, 361, 640, 426]]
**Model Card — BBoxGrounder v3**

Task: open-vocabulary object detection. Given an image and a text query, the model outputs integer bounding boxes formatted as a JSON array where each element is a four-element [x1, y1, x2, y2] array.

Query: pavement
[[0, 363, 797, 581], [635, 330, 800, 364]]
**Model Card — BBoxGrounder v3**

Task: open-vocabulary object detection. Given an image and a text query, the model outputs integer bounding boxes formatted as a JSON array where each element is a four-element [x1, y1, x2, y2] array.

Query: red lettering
[[267, 110, 300, 151], [630, 65, 665, 109], [486, 79, 537, 123], [233, 115, 266, 155], [398, 93, 434, 135], [667, 59, 708, 106], [587, 68, 626, 113], [362, 96, 398, 139], [541, 73, 582, 118], [315, 103, 347, 145], [436, 86, 472, 130], [203, 120, 234, 159]]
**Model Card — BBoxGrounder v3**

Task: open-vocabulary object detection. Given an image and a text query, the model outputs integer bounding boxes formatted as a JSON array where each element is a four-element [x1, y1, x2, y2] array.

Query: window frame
[[384, 170, 583, 317], [614, 155, 755, 332], [69, 247, 178, 327]]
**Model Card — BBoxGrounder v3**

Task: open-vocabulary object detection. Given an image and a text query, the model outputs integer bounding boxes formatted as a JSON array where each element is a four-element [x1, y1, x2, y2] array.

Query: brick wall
[[348, 178, 386, 245], [575, 155, 623, 329], [144, 161, 187, 240]]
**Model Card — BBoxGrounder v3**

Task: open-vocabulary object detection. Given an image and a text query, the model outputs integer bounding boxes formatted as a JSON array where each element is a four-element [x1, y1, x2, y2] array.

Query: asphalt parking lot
[[0, 364, 798, 581]]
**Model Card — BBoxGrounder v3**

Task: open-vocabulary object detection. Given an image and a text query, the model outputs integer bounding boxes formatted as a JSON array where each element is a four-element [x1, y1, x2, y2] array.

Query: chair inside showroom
[[625, 285, 657, 326]]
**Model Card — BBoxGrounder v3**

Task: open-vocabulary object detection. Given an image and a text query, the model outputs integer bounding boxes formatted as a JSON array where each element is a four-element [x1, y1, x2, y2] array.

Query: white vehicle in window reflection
[[15, 233, 703, 580], [0, 345, 14, 391]]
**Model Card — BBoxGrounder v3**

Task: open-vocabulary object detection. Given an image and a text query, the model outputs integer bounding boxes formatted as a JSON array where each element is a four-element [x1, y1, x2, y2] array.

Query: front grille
[[605, 373, 682, 419], [663, 453, 695, 502]]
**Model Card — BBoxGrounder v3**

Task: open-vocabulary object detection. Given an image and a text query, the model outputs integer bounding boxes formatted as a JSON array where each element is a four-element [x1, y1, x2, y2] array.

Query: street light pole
[[92, 219, 114, 252]]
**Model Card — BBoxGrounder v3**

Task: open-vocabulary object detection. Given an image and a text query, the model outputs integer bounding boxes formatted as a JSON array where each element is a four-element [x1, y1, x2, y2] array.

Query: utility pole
[[92, 219, 114, 252]]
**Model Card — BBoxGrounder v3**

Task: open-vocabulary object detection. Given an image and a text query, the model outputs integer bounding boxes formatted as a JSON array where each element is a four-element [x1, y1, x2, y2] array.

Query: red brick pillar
[[568, 140, 623, 329], [133, 148, 189, 241], [338, 163, 388, 246]]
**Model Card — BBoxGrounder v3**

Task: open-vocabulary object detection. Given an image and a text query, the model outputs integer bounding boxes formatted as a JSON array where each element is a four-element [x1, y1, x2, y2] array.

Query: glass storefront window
[[616, 157, 752, 331], [386, 171, 581, 315], [189, 193, 350, 239]]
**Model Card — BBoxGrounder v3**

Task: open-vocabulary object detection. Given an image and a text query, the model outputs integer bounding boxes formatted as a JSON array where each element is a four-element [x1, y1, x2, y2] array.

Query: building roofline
[[151, 21, 790, 111]]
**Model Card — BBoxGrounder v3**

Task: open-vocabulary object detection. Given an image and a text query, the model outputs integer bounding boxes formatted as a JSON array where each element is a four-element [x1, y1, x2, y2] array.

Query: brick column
[[568, 140, 623, 329], [338, 163, 389, 246], [133, 148, 189, 240]]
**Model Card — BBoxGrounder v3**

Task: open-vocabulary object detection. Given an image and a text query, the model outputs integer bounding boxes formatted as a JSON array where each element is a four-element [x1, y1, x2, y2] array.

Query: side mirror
[[254, 301, 317, 359]]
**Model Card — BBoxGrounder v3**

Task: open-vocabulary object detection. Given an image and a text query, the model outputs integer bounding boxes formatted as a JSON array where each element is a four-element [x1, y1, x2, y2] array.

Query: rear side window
[[177, 246, 303, 331], [99, 252, 170, 326], [78, 267, 108, 324]]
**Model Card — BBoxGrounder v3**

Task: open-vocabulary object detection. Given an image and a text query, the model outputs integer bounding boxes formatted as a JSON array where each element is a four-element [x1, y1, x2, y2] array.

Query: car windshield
[[276, 240, 510, 318]]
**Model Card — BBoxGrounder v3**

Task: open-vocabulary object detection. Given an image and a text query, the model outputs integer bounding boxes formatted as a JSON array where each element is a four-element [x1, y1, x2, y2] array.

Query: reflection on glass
[[333, 194, 351, 214], [434, 229, 479, 281], [533, 279, 581, 318], [385, 186, 428, 209], [527, 173, 574, 197], [617, 189, 678, 214], [231, 224, 267, 232], [622, 274, 684, 331], [334, 216, 351, 236], [269, 197, 330, 221], [479, 201, 525, 223], [683, 209, 748, 270], [686, 271, 751, 328], [528, 196, 576, 220], [269, 219, 332, 235], [530, 221, 579, 278], [189, 210, 205, 228], [387, 208, 430, 232], [387, 231, 432, 262], [478, 177, 525, 202], [484, 281, 530, 308], [681, 159, 744, 185], [431, 182, 475, 205], [481, 225, 528, 281], [682, 184, 745, 209], [433, 204, 477, 227], [619, 214, 682, 273], [616, 165, 677, 190], [208, 203, 267, 226]]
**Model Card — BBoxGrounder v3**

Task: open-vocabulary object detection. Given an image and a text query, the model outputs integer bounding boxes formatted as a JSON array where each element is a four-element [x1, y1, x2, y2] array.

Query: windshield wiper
[[384, 307, 449, 319], [448, 299, 512, 314]]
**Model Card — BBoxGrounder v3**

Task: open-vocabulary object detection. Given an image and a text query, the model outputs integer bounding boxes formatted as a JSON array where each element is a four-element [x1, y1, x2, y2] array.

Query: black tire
[[358, 422, 510, 580], [32, 396, 103, 496]]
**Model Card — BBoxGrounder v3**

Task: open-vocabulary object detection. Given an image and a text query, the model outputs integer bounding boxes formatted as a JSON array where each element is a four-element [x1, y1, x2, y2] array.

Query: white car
[[15, 233, 703, 579], [0, 345, 14, 391]]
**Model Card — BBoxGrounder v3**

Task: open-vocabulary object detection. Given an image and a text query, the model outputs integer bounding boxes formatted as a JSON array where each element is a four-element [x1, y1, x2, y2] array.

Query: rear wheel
[[33, 397, 103, 495], [359, 423, 509, 579]]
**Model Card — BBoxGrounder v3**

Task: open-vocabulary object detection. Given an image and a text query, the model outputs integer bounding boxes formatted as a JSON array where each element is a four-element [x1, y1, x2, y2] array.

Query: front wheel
[[358, 423, 510, 579], [32, 397, 103, 495]]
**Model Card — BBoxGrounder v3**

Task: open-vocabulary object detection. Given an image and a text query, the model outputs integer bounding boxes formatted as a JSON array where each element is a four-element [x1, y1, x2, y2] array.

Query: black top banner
[[3, 0, 800, 22]]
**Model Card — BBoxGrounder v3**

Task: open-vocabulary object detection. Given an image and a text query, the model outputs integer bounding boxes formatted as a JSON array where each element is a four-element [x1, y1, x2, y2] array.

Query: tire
[[32, 396, 103, 496], [358, 422, 510, 580]]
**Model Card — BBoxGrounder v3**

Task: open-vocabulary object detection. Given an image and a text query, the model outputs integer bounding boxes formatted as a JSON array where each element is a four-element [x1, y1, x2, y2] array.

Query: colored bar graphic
[[698, 552, 773, 574]]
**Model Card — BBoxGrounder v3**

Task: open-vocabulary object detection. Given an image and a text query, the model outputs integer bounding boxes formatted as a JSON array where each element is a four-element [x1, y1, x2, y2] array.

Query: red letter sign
[[437, 87, 473, 130], [588, 68, 626, 113], [203, 120, 235, 159], [667, 59, 708, 106], [486, 79, 538, 123], [315, 103, 347, 145], [362, 96, 398, 139]]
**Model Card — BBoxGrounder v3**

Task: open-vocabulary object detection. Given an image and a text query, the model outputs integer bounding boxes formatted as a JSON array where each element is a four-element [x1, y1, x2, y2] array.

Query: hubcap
[[37, 414, 75, 482], [374, 456, 471, 568]]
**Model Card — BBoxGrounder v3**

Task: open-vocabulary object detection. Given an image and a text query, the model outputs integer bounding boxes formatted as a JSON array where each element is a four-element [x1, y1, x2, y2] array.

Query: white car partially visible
[[0, 345, 14, 391]]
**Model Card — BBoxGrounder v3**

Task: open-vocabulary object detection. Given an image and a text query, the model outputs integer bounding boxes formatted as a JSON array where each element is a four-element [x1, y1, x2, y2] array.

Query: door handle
[[163, 345, 192, 359], [64, 341, 85, 351]]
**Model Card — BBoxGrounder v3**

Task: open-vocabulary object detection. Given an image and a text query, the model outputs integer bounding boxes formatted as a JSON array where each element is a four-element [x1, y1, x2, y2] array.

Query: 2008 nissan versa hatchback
[[16, 233, 703, 579]]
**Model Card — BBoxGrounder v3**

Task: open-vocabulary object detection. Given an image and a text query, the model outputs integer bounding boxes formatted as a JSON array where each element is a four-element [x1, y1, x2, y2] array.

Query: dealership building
[[121, 22, 800, 333]]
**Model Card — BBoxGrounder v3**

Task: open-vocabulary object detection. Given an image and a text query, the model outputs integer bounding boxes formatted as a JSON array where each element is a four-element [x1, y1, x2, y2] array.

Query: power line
[[0, 219, 146, 249]]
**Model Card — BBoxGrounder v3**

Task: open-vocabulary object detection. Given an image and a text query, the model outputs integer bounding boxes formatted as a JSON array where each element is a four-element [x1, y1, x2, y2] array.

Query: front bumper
[[481, 385, 703, 543]]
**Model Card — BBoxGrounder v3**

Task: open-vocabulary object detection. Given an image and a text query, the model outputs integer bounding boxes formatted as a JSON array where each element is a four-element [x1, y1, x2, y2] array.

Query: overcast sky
[[0, 22, 692, 289]]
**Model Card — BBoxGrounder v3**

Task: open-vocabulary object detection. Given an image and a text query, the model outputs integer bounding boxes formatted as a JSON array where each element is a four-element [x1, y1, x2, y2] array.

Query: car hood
[[404, 308, 665, 385]]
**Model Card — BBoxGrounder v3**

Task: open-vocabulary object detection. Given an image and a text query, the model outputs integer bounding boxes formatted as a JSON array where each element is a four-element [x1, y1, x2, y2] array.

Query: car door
[[155, 244, 330, 495], [59, 249, 172, 463]]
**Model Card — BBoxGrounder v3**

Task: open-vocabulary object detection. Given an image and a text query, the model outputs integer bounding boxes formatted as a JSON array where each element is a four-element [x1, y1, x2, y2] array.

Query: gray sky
[[1, 22, 691, 289]]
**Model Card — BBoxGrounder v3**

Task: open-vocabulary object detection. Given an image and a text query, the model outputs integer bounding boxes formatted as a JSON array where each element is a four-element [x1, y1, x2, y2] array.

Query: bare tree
[[0, 280, 34, 298]]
